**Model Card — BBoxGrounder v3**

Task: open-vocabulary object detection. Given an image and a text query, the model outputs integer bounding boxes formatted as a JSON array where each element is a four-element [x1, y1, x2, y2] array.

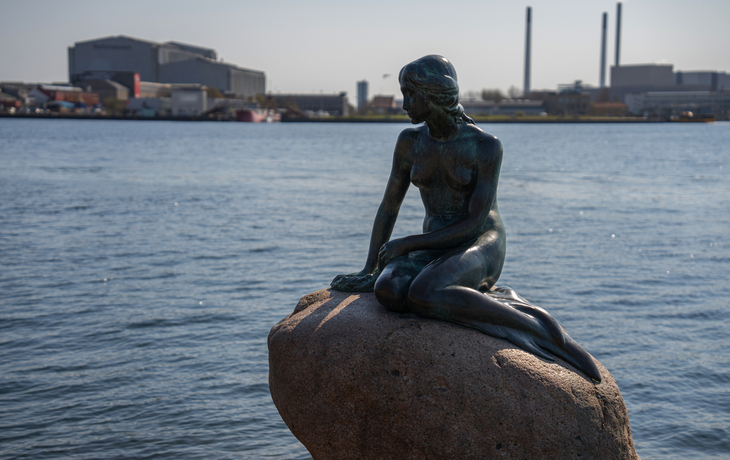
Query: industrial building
[[593, 102, 628, 117], [460, 100, 495, 116], [516, 3, 728, 119], [75, 79, 129, 102], [271, 93, 349, 116], [609, 64, 679, 102], [28, 85, 98, 106], [625, 91, 730, 118], [171, 86, 208, 117], [68, 35, 265, 99], [72, 70, 140, 98], [607, 63, 730, 117], [675, 71, 730, 91], [611, 64, 674, 88], [497, 99, 545, 116], [459, 99, 546, 117], [0, 90, 22, 112], [608, 64, 722, 105]]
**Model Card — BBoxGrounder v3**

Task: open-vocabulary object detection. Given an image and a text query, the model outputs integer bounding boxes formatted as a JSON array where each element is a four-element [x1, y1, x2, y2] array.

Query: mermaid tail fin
[[536, 333, 602, 382], [473, 322, 556, 362], [482, 286, 602, 382]]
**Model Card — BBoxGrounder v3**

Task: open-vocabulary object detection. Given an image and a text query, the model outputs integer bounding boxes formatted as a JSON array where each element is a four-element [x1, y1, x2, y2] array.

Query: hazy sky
[[2, 0, 729, 99]]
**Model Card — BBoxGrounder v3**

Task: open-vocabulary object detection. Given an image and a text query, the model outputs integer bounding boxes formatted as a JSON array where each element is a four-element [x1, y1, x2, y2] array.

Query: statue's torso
[[406, 125, 501, 235]]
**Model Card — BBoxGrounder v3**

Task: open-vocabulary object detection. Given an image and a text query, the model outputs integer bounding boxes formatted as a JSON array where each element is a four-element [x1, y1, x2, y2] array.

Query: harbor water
[[1, 119, 728, 459]]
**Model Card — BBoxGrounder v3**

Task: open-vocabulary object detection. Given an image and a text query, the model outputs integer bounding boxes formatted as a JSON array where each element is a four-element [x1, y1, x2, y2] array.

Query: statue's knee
[[407, 278, 442, 318], [374, 276, 408, 313]]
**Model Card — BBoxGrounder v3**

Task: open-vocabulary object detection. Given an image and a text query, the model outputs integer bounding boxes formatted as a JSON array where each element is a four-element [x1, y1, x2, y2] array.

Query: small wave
[[127, 318, 174, 329], [708, 256, 730, 263], [249, 246, 279, 253], [192, 254, 239, 261], [136, 271, 178, 280], [646, 307, 728, 321], [240, 382, 270, 395], [666, 427, 730, 455], [39, 166, 102, 174], [610, 298, 647, 307]]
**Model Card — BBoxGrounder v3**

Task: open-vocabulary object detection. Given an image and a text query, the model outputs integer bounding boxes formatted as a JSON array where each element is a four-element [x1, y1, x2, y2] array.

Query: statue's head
[[399, 55, 472, 124]]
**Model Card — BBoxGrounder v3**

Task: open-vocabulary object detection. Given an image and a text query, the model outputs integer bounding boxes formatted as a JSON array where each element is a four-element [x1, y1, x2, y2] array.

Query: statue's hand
[[331, 268, 380, 292], [378, 239, 409, 268]]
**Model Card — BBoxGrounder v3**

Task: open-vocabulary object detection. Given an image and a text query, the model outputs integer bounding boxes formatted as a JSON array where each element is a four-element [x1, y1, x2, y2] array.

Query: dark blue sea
[[1, 119, 728, 459]]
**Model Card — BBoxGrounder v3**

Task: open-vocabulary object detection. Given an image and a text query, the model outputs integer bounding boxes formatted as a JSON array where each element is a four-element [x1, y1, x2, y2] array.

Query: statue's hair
[[398, 55, 475, 125]]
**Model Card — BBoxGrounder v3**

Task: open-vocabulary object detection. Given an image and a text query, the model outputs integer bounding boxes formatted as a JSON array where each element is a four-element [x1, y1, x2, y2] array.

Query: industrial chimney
[[523, 6, 531, 97], [600, 12, 607, 87], [615, 2, 622, 67]]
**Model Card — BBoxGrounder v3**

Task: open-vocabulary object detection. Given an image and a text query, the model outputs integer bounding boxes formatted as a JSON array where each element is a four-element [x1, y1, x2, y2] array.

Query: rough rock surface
[[268, 288, 640, 460]]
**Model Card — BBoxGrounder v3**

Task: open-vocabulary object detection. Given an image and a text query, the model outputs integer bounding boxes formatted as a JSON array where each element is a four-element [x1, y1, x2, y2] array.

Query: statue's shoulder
[[398, 125, 424, 141], [464, 125, 503, 156], [395, 125, 424, 150]]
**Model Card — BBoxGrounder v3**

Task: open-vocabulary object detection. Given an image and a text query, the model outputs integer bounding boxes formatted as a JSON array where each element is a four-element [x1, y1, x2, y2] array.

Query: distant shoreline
[[0, 113, 706, 123], [282, 116, 662, 124]]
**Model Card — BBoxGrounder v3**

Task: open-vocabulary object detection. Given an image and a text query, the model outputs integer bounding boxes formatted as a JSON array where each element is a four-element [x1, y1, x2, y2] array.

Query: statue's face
[[401, 83, 430, 124]]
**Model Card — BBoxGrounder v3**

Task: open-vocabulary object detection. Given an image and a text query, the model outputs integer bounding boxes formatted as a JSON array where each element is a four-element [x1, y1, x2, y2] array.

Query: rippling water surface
[[1, 119, 728, 459]]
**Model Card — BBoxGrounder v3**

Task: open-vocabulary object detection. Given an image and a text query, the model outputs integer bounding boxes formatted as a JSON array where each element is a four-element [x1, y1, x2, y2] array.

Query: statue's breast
[[410, 135, 477, 192], [410, 161, 437, 189], [411, 149, 476, 191], [444, 163, 475, 191]]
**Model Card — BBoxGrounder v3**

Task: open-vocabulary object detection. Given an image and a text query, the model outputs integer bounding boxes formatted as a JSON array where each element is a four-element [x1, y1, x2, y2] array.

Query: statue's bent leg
[[405, 234, 558, 344], [403, 238, 602, 381], [373, 261, 413, 313], [374, 250, 443, 313]]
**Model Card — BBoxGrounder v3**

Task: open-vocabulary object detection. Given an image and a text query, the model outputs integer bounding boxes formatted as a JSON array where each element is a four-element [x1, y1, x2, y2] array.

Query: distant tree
[[205, 87, 225, 99], [255, 94, 278, 110], [274, 96, 300, 113], [507, 85, 522, 99], [103, 97, 126, 115], [481, 89, 506, 102], [346, 102, 356, 116]]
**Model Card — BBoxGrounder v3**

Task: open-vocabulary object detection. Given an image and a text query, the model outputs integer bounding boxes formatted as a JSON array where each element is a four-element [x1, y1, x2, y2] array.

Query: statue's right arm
[[360, 130, 414, 274], [330, 130, 414, 291]]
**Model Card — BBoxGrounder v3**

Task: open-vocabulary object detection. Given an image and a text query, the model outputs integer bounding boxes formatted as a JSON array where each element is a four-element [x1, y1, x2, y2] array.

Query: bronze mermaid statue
[[331, 55, 601, 382]]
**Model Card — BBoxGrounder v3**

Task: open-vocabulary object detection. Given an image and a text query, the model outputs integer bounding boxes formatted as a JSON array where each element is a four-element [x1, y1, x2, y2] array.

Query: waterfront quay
[[0, 112, 682, 123]]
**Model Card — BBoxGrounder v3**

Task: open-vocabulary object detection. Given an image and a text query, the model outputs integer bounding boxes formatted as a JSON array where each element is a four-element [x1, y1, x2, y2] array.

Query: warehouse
[[159, 56, 264, 97], [272, 93, 350, 116], [68, 35, 265, 98]]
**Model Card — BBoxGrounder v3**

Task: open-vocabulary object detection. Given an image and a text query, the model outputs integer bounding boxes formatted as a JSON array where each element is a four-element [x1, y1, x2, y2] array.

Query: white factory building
[[625, 91, 730, 118], [608, 64, 730, 117], [68, 35, 265, 99]]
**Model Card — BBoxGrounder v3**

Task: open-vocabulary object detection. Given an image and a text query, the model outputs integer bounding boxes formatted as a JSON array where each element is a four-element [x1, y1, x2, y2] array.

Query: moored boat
[[236, 108, 281, 122], [670, 111, 715, 122]]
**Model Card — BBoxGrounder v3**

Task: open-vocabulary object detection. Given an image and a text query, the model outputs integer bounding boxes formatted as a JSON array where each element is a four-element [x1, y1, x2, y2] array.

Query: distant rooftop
[[73, 35, 217, 60], [615, 63, 674, 68], [164, 41, 216, 60], [39, 84, 82, 92], [73, 34, 161, 47]]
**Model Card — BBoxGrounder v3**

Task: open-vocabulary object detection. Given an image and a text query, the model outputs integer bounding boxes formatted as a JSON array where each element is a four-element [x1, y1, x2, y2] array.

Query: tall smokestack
[[600, 12, 607, 87], [615, 2, 622, 67], [524, 6, 531, 97]]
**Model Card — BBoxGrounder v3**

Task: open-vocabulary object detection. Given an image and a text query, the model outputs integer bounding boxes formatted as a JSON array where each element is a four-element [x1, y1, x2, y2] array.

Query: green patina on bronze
[[331, 55, 600, 382]]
